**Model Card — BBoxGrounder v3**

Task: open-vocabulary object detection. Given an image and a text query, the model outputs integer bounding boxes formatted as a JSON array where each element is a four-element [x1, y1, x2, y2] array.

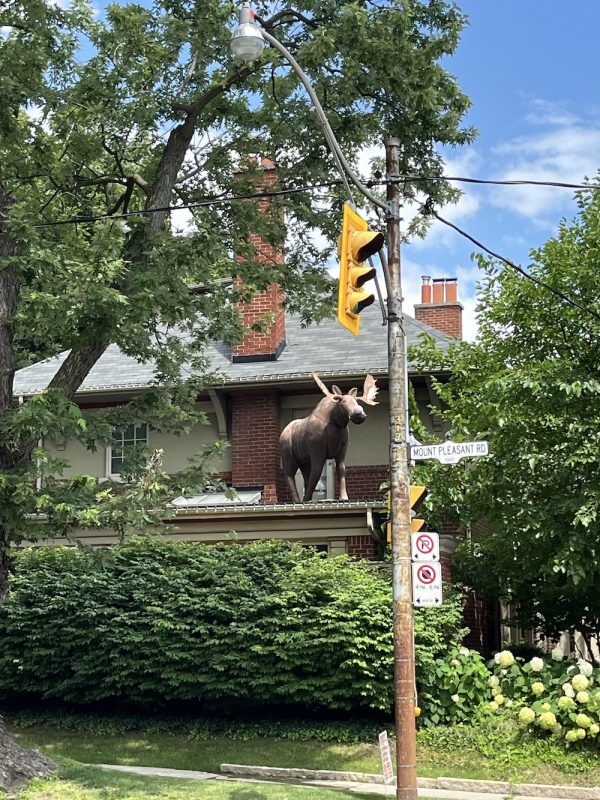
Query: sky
[[392, 1, 600, 339]]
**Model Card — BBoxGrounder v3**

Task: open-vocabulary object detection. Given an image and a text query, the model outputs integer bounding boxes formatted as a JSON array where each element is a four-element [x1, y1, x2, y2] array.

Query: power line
[[377, 175, 599, 191], [33, 181, 343, 228], [419, 198, 600, 323], [33, 173, 600, 228]]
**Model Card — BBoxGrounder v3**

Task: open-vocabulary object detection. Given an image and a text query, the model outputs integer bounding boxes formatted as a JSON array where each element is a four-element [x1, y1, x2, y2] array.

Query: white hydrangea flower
[[590, 723, 600, 736], [577, 659, 593, 678], [518, 707, 535, 724], [495, 694, 505, 705], [451, 694, 460, 703], [489, 675, 500, 688], [451, 659, 460, 666], [551, 647, 564, 661], [459, 647, 470, 657], [576, 691, 590, 704], [576, 713, 592, 728], [576, 728, 586, 740], [538, 711, 557, 730], [500, 669, 508, 676], [531, 681, 545, 695], [562, 682, 575, 698], [489, 701, 499, 711], [572, 673, 589, 692], [529, 657, 544, 672], [497, 650, 515, 668], [505, 699, 513, 708], [494, 652, 501, 664]]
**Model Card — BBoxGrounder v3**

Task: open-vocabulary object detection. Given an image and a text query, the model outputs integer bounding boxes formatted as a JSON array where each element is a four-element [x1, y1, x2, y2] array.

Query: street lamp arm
[[256, 10, 318, 30], [260, 29, 387, 212]]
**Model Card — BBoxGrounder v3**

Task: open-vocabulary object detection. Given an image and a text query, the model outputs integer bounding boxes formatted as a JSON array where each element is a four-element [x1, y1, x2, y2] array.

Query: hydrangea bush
[[486, 650, 600, 745], [418, 646, 490, 726]]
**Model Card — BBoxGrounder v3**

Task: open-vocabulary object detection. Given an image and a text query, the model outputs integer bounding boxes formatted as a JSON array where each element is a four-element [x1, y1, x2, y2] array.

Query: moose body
[[279, 374, 378, 502]]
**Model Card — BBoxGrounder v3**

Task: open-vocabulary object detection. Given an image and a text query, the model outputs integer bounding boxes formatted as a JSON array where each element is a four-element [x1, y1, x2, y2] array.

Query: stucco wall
[[44, 403, 229, 480]]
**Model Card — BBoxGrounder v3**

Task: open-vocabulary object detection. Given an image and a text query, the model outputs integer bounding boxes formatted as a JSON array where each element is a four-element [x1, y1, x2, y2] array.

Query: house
[[13, 269, 463, 553]]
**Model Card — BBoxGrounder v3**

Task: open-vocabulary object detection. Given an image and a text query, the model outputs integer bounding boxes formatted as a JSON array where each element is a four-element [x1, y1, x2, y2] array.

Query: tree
[[0, 0, 474, 609], [412, 187, 600, 660]]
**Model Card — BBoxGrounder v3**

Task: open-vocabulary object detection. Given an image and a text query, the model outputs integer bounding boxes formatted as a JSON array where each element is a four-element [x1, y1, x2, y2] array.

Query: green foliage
[[417, 714, 600, 776], [4, 706, 384, 745], [486, 651, 600, 746], [410, 187, 600, 646], [418, 647, 490, 727], [0, 539, 468, 716]]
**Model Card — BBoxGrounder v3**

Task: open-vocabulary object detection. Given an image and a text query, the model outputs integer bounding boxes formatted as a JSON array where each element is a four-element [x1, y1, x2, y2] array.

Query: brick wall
[[342, 465, 388, 500], [233, 162, 285, 361], [414, 303, 463, 338], [231, 391, 281, 503], [347, 534, 376, 560], [414, 276, 463, 338]]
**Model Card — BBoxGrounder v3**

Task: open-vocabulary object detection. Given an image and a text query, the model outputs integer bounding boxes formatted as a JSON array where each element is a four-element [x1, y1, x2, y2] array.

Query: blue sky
[[396, 1, 600, 339]]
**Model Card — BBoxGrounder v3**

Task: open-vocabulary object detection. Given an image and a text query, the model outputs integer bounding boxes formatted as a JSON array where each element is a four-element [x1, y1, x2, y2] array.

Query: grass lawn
[[11, 723, 600, 788], [15, 760, 388, 800]]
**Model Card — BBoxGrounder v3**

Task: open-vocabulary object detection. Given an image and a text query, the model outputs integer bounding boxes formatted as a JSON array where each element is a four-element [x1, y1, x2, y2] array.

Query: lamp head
[[230, 3, 265, 61]]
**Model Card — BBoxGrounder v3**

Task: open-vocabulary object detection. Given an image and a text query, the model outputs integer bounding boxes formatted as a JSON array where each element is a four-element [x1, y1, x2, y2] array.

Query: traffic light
[[386, 485, 428, 543], [338, 203, 384, 335], [410, 485, 427, 533]]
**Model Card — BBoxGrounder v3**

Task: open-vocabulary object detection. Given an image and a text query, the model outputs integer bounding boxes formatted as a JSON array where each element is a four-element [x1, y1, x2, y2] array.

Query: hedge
[[0, 538, 467, 713]]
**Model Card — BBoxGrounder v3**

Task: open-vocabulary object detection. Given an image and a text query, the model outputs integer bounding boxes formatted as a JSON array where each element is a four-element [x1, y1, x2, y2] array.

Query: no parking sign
[[411, 531, 439, 561]]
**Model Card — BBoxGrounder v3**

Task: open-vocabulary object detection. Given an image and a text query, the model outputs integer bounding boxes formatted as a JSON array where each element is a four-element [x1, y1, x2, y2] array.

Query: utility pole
[[386, 138, 417, 800]]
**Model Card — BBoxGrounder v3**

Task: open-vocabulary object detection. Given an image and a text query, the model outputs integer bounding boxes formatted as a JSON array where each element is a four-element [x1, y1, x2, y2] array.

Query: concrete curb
[[220, 763, 600, 799]]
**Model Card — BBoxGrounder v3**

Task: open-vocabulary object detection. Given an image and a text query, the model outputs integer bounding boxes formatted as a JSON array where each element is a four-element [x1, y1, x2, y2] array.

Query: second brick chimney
[[414, 276, 463, 338], [232, 158, 286, 363]]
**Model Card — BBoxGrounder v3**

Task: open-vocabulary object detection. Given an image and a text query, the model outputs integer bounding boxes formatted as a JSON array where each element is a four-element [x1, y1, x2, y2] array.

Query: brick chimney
[[232, 158, 286, 363], [414, 276, 463, 338]]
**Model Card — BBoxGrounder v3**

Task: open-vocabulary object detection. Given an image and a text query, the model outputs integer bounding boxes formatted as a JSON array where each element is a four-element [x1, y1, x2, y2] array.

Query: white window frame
[[105, 423, 149, 480]]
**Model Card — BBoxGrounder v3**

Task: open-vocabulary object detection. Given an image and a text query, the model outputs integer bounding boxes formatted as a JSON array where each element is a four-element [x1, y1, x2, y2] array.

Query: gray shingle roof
[[13, 306, 451, 396]]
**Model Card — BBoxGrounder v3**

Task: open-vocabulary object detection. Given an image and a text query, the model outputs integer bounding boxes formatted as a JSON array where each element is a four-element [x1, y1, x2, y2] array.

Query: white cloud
[[490, 122, 600, 224]]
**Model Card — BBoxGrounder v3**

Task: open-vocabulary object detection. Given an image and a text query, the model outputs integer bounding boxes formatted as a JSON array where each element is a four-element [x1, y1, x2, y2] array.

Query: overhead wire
[[27, 170, 600, 323], [417, 197, 600, 323]]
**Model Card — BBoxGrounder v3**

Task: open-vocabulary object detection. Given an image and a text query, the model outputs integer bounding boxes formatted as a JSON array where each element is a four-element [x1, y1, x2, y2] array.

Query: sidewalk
[[97, 763, 599, 800]]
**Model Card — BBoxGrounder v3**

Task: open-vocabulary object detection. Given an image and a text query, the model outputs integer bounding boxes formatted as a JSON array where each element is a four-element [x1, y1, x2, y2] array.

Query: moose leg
[[285, 475, 302, 503], [336, 458, 348, 501], [303, 460, 325, 502], [281, 451, 302, 503]]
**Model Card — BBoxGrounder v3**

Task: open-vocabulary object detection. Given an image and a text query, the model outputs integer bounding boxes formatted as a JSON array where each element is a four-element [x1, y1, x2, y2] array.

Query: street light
[[230, 4, 265, 61], [230, 12, 417, 800]]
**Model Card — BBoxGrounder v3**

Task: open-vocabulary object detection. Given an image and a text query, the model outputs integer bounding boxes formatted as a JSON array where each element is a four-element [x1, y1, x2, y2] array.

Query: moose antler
[[313, 373, 343, 398], [357, 374, 379, 405]]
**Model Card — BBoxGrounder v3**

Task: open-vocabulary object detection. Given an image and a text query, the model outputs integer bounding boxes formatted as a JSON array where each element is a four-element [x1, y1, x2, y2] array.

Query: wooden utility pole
[[385, 138, 418, 800]]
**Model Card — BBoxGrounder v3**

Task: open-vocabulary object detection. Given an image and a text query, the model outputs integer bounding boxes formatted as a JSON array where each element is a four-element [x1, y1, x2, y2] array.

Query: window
[[294, 459, 335, 501], [107, 424, 148, 478]]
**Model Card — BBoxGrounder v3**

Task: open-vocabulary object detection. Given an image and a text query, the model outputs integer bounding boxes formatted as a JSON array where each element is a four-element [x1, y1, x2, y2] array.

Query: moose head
[[279, 373, 379, 503]]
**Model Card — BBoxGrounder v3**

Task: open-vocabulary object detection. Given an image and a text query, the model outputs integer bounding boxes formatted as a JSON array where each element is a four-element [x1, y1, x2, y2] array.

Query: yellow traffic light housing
[[338, 203, 384, 335], [410, 484, 428, 533], [386, 485, 428, 543]]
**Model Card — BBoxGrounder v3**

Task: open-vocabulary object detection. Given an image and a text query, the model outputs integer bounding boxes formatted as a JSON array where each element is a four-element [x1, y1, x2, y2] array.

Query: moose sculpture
[[279, 373, 379, 502]]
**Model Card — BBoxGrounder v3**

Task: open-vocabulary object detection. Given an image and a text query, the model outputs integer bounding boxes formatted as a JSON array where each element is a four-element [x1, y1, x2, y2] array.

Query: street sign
[[411, 531, 439, 562], [378, 731, 394, 785], [410, 440, 489, 464], [412, 561, 443, 607]]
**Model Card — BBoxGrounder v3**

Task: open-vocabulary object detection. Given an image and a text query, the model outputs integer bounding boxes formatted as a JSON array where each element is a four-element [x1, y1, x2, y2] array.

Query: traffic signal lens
[[349, 291, 375, 314], [351, 230, 385, 263], [349, 264, 376, 288]]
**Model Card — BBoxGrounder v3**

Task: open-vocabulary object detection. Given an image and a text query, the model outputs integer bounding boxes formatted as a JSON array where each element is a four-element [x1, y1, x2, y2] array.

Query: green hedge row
[[0, 538, 467, 713]]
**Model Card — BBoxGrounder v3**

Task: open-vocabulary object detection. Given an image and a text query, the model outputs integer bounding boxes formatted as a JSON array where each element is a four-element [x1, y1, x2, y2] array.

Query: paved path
[[96, 763, 592, 800]]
